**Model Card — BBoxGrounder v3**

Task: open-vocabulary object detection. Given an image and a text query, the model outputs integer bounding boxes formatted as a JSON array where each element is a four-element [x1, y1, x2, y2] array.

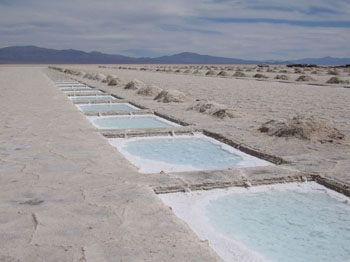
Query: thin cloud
[[201, 17, 350, 28], [0, 0, 349, 60]]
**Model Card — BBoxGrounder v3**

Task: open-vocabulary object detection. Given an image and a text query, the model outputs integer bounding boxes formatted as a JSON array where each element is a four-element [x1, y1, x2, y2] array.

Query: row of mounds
[[122, 79, 237, 117], [286, 64, 318, 68], [259, 115, 344, 143], [123, 79, 189, 103], [50, 66, 239, 120], [50, 66, 193, 104]]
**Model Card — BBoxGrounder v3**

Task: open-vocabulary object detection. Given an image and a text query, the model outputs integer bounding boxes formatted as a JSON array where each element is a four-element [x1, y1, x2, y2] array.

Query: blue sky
[[0, 0, 349, 60]]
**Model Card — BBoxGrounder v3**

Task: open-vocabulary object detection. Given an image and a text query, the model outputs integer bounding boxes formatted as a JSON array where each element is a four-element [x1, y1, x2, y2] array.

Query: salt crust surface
[[159, 182, 350, 262], [108, 133, 272, 173]]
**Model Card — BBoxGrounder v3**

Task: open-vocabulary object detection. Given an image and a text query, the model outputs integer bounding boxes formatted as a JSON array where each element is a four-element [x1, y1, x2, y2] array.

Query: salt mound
[[206, 70, 216, 76], [125, 79, 146, 90], [108, 76, 122, 86], [154, 90, 188, 103], [296, 75, 316, 82], [79, 71, 87, 77], [233, 71, 246, 77], [326, 77, 348, 84], [259, 116, 344, 143], [188, 100, 239, 119], [137, 85, 162, 97], [193, 70, 201, 74], [94, 73, 107, 82], [84, 73, 95, 79], [274, 75, 289, 80], [254, 74, 268, 79], [103, 75, 117, 83], [328, 70, 339, 75], [217, 71, 229, 76], [64, 69, 81, 75]]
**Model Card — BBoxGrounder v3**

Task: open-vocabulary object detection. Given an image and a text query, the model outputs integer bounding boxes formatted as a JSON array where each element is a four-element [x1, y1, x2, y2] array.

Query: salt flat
[[0, 66, 220, 261], [64, 64, 350, 184], [1, 64, 350, 261]]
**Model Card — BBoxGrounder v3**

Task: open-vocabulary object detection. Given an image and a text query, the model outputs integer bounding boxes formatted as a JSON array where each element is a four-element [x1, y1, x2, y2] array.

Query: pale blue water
[[123, 137, 242, 170], [69, 95, 116, 101], [60, 87, 91, 90], [206, 190, 350, 262], [64, 90, 102, 94], [79, 103, 138, 112], [93, 116, 175, 129]]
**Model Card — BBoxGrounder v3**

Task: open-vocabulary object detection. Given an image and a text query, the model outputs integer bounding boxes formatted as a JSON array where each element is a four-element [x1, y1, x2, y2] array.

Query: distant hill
[[153, 52, 260, 64], [0, 46, 146, 64], [0, 46, 349, 65]]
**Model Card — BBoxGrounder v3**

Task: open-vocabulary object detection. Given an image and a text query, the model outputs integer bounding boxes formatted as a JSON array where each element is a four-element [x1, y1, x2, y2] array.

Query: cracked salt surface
[[159, 182, 350, 262], [108, 133, 271, 173]]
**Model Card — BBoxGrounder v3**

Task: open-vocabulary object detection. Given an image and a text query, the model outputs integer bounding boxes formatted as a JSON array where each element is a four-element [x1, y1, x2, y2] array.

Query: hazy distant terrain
[[1, 46, 350, 65]]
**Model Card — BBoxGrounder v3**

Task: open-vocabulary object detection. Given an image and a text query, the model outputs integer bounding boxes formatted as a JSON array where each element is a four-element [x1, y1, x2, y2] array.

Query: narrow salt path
[[0, 67, 220, 261]]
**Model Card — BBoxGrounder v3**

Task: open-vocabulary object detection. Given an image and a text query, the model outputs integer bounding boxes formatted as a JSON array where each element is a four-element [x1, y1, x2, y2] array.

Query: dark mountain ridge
[[1, 46, 349, 65]]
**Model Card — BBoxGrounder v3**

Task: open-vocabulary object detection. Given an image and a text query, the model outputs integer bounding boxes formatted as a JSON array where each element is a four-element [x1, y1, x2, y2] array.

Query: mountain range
[[0, 46, 349, 65]]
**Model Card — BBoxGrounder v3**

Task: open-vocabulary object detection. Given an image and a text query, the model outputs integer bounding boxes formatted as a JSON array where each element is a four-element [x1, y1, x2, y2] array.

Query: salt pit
[[108, 133, 271, 173], [76, 102, 140, 112], [63, 90, 103, 94], [68, 95, 117, 101], [159, 182, 350, 262], [87, 114, 179, 130]]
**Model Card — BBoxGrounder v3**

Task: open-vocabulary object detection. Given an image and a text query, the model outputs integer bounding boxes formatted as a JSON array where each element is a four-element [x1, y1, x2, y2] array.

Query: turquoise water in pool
[[69, 95, 116, 101], [93, 116, 175, 129], [79, 103, 138, 112], [123, 137, 242, 170], [206, 189, 350, 262]]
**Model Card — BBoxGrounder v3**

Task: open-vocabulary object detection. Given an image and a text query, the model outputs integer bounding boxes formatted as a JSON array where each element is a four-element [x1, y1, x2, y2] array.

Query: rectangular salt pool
[[63, 90, 103, 94], [56, 83, 86, 87], [108, 133, 271, 173], [76, 103, 140, 112], [68, 95, 117, 101], [54, 81, 77, 84], [88, 114, 179, 130], [59, 86, 92, 90], [159, 182, 350, 262]]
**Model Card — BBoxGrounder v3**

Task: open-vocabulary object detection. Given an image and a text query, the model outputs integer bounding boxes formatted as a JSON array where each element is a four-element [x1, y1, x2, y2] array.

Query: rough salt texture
[[188, 100, 240, 119], [253, 73, 268, 79], [124, 79, 146, 90], [259, 116, 344, 143], [137, 85, 163, 97], [274, 75, 289, 80], [296, 75, 316, 82], [233, 71, 246, 77], [154, 90, 189, 103], [0, 67, 221, 262]]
